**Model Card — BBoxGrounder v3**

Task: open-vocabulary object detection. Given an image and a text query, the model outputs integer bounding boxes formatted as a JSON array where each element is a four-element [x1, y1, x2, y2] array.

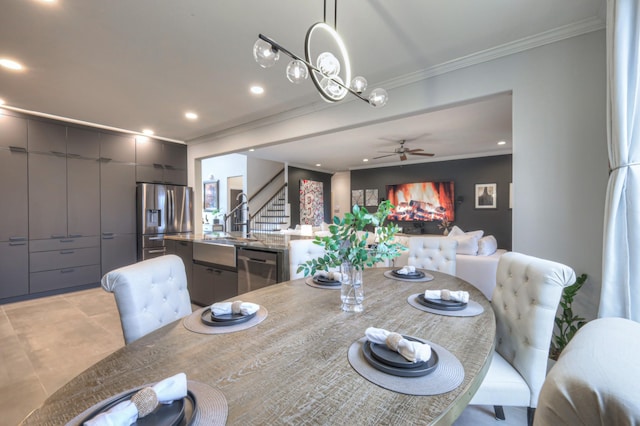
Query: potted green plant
[[549, 273, 588, 361], [297, 200, 406, 312]]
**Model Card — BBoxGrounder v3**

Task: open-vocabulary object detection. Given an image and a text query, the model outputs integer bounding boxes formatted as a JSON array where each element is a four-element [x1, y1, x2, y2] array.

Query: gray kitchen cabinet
[[173, 240, 193, 293], [27, 119, 66, 153], [67, 126, 100, 238], [28, 151, 68, 239], [101, 233, 137, 276], [136, 138, 187, 185], [100, 134, 136, 235], [0, 241, 29, 299], [0, 115, 28, 243], [191, 262, 237, 306]]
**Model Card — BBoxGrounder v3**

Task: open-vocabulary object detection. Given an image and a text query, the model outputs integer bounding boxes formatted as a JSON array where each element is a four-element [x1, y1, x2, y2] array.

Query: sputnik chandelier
[[252, 0, 388, 108]]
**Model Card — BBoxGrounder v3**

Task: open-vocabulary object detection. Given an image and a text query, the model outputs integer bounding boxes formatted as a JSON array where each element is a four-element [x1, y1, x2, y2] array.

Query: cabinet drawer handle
[[98, 157, 113, 163], [148, 236, 164, 241], [102, 232, 114, 236], [60, 250, 75, 254], [60, 239, 75, 243], [9, 146, 27, 153], [51, 234, 66, 239], [153, 163, 164, 169], [67, 153, 81, 158], [148, 249, 165, 254], [9, 236, 26, 242], [9, 241, 26, 246], [61, 268, 75, 273], [102, 236, 115, 240], [68, 234, 83, 238], [50, 150, 66, 157]]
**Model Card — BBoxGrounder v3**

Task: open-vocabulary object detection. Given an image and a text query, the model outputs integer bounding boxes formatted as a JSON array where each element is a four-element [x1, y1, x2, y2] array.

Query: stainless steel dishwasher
[[237, 248, 278, 294]]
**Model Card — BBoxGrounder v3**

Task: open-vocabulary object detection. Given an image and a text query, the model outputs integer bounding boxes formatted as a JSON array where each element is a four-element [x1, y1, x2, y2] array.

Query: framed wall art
[[203, 180, 219, 211], [351, 189, 364, 207], [475, 183, 497, 209], [365, 189, 378, 206]]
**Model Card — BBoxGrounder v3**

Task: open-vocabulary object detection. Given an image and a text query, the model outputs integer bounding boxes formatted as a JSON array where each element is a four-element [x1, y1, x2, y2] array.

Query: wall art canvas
[[203, 180, 219, 211], [365, 189, 378, 206], [351, 189, 364, 207], [300, 179, 324, 225]]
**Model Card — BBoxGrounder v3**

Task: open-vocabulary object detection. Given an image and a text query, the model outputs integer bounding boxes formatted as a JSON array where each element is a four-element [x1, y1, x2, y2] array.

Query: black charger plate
[[363, 338, 439, 377], [313, 276, 341, 286], [369, 335, 429, 369], [81, 389, 196, 426], [416, 294, 467, 311], [391, 269, 425, 279], [200, 308, 257, 327]]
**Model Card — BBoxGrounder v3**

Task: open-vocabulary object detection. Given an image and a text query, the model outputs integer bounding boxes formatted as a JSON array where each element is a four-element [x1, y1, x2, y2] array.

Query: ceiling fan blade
[[410, 152, 435, 157], [373, 153, 396, 159], [406, 148, 424, 153]]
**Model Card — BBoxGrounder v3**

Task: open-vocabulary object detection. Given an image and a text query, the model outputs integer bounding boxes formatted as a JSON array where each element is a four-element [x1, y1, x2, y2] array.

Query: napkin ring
[[131, 386, 158, 417], [385, 332, 403, 352], [231, 300, 243, 314], [441, 289, 451, 300]]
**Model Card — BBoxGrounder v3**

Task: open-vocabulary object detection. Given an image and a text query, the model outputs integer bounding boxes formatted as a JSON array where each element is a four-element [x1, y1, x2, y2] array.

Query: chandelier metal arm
[[258, 33, 370, 105]]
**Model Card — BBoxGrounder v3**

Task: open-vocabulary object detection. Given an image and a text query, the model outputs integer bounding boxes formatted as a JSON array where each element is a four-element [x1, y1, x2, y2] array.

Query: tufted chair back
[[101, 254, 192, 344], [407, 236, 457, 275], [470, 251, 576, 425], [288, 239, 328, 279]]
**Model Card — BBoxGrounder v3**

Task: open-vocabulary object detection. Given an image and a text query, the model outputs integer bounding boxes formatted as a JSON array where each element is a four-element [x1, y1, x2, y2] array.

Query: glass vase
[[340, 262, 364, 312]]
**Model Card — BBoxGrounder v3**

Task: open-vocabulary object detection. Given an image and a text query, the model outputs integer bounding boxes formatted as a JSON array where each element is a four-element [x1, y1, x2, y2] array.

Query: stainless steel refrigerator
[[137, 183, 194, 260]]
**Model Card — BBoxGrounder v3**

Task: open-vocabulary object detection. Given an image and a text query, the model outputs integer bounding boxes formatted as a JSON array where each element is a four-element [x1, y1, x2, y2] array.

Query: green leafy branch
[[296, 200, 406, 277]]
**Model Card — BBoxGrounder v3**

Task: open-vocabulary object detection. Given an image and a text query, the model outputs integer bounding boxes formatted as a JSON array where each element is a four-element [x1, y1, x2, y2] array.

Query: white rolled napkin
[[424, 289, 469, 303], [365, 327, 431, 363], [395, 265, 416, 275], [315, 270, 347, 281], [84, 372, 187, 426], [211, 300, 260, 316]]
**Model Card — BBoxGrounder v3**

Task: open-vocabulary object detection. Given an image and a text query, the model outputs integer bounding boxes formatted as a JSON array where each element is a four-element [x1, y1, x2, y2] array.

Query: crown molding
[[189, 16, 605, 147]]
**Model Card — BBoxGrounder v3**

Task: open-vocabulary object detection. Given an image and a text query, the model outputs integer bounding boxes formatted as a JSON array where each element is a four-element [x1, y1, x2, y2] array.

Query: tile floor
[[1, 287, 526, 425]]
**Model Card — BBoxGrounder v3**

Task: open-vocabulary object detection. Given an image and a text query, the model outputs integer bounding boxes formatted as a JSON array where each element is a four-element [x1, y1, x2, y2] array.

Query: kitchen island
[[164, 232, 313, 305]]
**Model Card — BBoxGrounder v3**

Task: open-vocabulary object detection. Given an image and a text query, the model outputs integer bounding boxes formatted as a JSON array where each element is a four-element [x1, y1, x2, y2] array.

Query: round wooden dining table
[[21, 268, 495, 425]]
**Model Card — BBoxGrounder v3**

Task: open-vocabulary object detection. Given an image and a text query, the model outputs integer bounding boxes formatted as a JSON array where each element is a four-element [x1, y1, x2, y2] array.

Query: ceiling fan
[[373, 139, 435, 161]]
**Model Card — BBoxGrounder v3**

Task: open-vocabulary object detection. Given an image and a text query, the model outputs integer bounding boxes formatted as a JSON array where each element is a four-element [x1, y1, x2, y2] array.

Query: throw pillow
[[477, 235, 498, 256]]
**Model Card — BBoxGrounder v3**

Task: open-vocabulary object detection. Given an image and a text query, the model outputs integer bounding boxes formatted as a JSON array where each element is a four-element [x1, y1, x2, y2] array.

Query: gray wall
[[351, 155, 512, 250], [287, 166, 332, 226]]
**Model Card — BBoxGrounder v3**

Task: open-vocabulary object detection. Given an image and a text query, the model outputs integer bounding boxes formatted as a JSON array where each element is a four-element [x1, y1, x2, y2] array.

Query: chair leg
[[493, 405, 505, 420], [527, 407, 535, 426]]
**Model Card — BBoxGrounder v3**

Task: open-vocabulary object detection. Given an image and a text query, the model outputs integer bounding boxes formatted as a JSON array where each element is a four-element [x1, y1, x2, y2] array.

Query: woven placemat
[[348, 337, 464, 396], [383, 270, 435, 282], [183, 306, 268, 334], [407, 294, 484, 317], [305, 276, 342, 290], [66, 380, 227, 426]]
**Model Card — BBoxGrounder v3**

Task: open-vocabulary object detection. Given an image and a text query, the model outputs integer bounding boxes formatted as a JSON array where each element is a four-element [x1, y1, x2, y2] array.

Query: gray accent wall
[[351, 155, 512, 250]]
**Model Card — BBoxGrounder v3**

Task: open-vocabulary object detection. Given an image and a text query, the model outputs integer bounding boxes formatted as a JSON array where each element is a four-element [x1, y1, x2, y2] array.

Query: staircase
[[250, 184, 289, 233]]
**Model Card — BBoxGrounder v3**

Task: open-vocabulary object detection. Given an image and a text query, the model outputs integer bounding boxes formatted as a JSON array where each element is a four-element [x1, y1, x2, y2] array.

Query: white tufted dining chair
[[406, 236, 457, 275], [534, 317, 640, 426], [469, 252, 576, 426], [101, 254, 192, 344], [288, 239, 329, 279]]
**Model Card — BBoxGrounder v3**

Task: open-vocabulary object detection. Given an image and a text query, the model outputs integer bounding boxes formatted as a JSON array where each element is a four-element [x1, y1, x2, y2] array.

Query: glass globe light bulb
[[368, 88, 389, 108], [253, 39, 280, 68], [316, 52, 340, 77], [350, 76, 368, 93], [286, 60, 309, 84], [319, 76, 346, 101]]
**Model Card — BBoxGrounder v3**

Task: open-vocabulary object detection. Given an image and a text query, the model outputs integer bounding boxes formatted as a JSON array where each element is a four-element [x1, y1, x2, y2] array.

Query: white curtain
[[600, 0, 640, 320]]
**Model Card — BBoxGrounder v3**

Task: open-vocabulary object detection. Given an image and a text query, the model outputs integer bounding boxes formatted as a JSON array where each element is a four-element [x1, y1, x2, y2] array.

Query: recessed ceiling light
[[250, 86, 264, 95], [315, 163, 321, 167], [142, 129, 154, 135], [363, 158, 369, 162], [0, 58, 24, 71], [0, 98, 5, 105], [249, 148, 255, 152], [185, 112, 198, 120], [497, 140, 507, 145]]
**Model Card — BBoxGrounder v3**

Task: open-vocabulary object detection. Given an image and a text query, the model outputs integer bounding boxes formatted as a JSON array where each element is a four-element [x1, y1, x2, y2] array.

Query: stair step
[[254, 221, 288, 224], [260, 214, 289, 218]]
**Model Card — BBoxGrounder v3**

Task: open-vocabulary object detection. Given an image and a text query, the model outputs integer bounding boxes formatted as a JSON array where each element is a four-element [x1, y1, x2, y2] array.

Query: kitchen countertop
[[165, 232, 314, 252]]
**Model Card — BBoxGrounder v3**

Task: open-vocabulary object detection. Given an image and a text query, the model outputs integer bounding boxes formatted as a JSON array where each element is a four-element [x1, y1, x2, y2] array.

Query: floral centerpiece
[[297, 200, 407, 312]]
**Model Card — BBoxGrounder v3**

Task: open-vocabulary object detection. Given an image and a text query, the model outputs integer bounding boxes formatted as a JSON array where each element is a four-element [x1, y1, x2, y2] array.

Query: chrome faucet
[[236, 192, 250, 237]]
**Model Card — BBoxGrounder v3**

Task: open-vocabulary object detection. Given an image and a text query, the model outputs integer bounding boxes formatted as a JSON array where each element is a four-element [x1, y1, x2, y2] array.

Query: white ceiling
[[0, 1, 605, 172]]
